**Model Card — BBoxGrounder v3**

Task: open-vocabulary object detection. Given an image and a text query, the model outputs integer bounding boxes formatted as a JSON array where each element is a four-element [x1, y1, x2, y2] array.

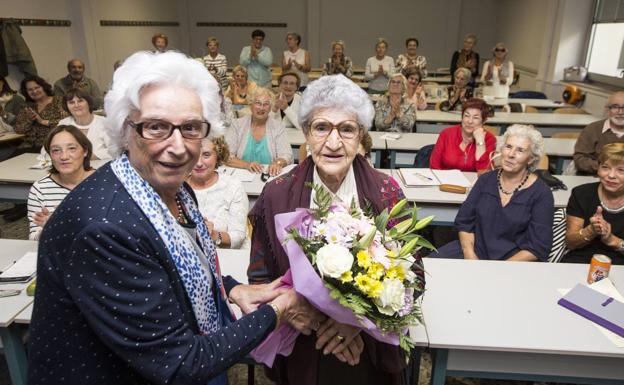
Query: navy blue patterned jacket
[[28, 164, 276, 384]]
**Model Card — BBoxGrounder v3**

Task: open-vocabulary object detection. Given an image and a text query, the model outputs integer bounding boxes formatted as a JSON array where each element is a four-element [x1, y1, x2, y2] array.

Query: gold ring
[[336, 334, 345, 342]]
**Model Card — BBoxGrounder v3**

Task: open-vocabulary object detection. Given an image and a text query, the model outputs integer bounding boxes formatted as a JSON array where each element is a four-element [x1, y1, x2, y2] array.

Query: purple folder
[[557, 283, 624, 338]]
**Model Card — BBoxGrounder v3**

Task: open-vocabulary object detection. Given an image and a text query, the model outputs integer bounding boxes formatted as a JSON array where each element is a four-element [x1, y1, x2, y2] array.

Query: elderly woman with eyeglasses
[[248, 74, 418, 385], [433, 124, 554, 261], [225, 87, 293, 176], [374, 73, 416, 132], [480, 42, 514, 98], [28, 51, 310, 385]]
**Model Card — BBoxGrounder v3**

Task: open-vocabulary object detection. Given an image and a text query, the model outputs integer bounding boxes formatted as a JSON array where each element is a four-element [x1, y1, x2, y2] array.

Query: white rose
[[315, 243, 354, 279], [374, 278, 406, 316]]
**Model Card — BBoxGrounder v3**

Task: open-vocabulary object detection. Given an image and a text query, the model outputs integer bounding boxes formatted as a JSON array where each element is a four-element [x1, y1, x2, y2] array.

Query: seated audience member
[[270, 72, 302, 130], [202, 37, 228, 90], [573, 91, 624, 175], [564, 143, 624, 265], [282, 32, 311, 88], [430, 98, 496, 172], [365, 38, 395, 94], [27, 125, 94, 240], [225, 65, 258, 106], [404, 66, 427, 111], [15, 75, 67, 151], [322, 40, 353, 78], [480, 42, 514, 98], [188, 136, 249, 249], [239, 29, 273, 88], [396, 37, 428, 77], [152, 32, 168, 52], [58, 88, 112, 159], [359, 131, 373, 164], [450, 34, 480, 82], [433, 124, 554, 261], [0, 76, 25, 126], [374, 73, 416, 132], [440, 67, 474, 111], [53, 59, 103, 109], [225, 88, 292, 175]]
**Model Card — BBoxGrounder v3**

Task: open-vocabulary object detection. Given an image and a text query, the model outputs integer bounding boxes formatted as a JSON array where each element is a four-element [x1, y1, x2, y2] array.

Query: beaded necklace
[[497, 169, 529, 195]]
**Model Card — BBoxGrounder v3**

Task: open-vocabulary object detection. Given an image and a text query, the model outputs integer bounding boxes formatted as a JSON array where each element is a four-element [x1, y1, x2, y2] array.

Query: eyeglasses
[[127, 119, 210, 140], [494, 48, 507, 52], [308, 118, 361, 140], [607, 104, 624, 112], [252, 100, 271, 108], [389, 80, 403, 85]]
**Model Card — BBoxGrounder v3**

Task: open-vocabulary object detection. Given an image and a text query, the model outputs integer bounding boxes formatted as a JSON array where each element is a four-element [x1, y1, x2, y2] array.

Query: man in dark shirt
[[53, 58, 103, 109]]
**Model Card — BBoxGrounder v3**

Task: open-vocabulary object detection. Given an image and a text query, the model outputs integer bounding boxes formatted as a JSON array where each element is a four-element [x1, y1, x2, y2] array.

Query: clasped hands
[[589, 206, 615, 245], [229, 278, 363, 366]]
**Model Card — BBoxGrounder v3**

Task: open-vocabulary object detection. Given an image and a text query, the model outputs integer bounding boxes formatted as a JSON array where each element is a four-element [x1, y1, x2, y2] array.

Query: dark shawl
[[248, 155, 409, 385]]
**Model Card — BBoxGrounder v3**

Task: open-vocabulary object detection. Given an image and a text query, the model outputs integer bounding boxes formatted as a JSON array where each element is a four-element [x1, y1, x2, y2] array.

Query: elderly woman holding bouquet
[[248, 74, 419, 385]]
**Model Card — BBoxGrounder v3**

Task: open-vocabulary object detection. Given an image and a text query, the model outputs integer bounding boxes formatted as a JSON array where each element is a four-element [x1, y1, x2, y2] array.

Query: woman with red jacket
[[429, 98, 496, 172]]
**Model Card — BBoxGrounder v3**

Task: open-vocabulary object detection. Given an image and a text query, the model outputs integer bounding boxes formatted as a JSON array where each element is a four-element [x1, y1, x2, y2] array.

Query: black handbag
[[535, 169, 567, 191]]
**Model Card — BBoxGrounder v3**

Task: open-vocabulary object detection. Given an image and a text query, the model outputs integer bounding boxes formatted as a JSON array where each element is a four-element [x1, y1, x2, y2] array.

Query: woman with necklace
[[396, 37, 427, 77], [480, 42, 514, 98], [432, 124, 554, 261], [225, 87, 292, 175], [188, 136, 249, 249], [27, 125, 94, 240], [430, 98, 495, 172], [564, 143, 624, 265]]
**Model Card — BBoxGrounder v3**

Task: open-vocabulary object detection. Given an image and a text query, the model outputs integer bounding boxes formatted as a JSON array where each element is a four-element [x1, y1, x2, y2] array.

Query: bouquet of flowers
[[251, 183, 434, 366]]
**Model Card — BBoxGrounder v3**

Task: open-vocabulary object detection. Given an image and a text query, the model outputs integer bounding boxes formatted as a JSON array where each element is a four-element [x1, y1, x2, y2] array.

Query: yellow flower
[[386, 249, 397, 259], [356, 250, 371, 269], [386, 265, 405, 280], [367, 263, 385, 280], [354, 273, 383, 298], [340, 270, 353, 283]]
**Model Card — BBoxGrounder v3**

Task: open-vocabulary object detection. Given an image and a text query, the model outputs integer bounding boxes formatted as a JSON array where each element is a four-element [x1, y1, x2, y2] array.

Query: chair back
[[413, 144, 435, 167], [510, 91, 547, 99], [298, 143, 308, 163], [483, 125, 500, 136]]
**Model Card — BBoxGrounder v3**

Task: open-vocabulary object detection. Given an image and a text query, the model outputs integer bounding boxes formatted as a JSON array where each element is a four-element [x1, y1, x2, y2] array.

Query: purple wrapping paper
[[250, 209, 399, 367]]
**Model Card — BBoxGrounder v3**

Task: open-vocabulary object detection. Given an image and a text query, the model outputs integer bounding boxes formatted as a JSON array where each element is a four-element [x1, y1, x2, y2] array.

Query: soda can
[[587, 254, 611, 284]]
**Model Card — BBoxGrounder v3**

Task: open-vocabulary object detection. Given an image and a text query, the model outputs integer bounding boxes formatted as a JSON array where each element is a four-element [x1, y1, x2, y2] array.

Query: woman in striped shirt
[[27, 125, 94, 240]]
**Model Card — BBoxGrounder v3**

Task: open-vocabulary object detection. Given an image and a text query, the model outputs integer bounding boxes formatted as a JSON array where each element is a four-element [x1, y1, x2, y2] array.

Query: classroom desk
[[391, 170, 594, 225], [0, 154, 108, 201], [0, 239, 37, 385], [413, 258, 624, 385], [425, 97, 571, 110], [0, 133, 24, 144], [286, 130, 577, 172]]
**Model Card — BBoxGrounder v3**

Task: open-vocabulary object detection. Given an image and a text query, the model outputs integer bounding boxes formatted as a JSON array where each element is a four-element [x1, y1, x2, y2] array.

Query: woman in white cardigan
[[225, 87, 293, 176], [188, 136, 249, 249], [480, 42, 514, 98]]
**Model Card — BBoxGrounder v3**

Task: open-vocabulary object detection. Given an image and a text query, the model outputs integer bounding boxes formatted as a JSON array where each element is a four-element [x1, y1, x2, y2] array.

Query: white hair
[[498, 124, 544, 172], [298, 74, 374, 134], [104, 50, 223, 157]]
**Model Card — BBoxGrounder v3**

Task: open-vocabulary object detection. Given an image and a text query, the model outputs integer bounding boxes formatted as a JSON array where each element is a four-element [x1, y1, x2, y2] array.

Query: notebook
[[0, 252, 37, 283], [558, 283, 624, 338], [398, 168, 471, 187]]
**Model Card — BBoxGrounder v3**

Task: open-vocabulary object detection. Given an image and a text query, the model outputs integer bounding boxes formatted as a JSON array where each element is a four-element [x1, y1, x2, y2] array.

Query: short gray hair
[[498, 124, 544, 172], [454, 67, 472, 80], [104, 51, 223, 157], [298, 74, 374, 134]]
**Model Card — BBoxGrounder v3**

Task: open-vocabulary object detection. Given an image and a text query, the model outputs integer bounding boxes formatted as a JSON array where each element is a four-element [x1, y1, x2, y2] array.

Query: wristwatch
[[215, 231, 222, 246]]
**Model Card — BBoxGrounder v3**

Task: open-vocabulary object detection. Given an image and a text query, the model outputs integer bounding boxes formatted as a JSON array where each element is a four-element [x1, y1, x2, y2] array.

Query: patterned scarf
[[111, 153, 225, 333]]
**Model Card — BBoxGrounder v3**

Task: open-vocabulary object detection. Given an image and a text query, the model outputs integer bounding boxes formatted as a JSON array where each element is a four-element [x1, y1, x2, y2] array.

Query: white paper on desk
[[230, 168, 257, 182], [558, 279, 624, 348], [379, 133, 402, 140], [0, 252, 37, 279], [432, 169, 472, 187], [398, 168, 439, 186]]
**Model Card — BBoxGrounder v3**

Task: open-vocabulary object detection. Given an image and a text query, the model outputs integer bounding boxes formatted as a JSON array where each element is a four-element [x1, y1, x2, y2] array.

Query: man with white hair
[[574, 91, 624, 175]]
